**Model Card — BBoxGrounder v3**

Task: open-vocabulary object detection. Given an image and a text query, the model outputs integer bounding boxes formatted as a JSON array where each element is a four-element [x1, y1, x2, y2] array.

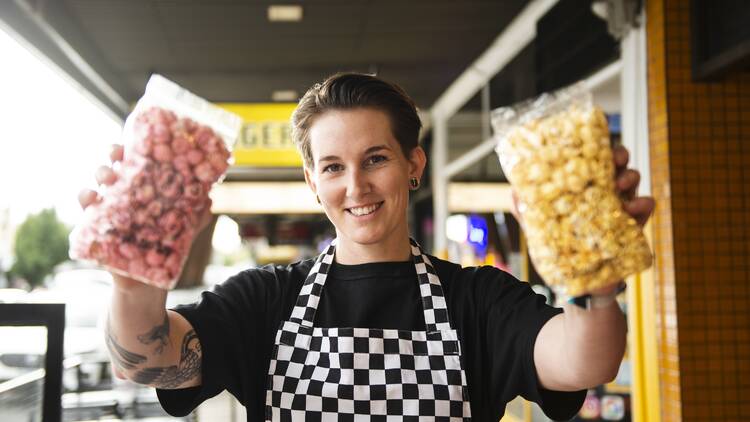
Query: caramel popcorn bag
[[70, 75, 242, 289], [492, 84, 652, 298]]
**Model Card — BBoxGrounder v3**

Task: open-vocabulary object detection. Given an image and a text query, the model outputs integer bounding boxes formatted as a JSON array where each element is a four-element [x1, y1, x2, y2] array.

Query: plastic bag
[[70, 75, 243, 290], [492, 84, 652, 298]]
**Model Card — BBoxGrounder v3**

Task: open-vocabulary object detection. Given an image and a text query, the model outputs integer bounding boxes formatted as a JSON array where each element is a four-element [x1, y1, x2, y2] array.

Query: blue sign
[[467, 215, 488, 256]]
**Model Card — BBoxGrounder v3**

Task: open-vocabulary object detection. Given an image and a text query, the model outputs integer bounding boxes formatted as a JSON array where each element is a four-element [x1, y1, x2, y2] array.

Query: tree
[[10, 209, 71, 288]]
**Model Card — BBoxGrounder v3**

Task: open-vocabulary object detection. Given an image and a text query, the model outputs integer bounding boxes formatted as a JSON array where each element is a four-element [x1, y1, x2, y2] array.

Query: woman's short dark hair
[[292, 72, 422, 169]]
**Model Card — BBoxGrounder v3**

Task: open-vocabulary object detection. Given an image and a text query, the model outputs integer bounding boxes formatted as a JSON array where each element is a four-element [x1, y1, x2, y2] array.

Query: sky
[[0, 25, 240, 259], [0, 25, 120, 227]]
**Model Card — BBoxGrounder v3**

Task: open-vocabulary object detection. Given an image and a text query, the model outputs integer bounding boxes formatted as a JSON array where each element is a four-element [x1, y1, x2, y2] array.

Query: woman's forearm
[[106, 274, 203, 388], [559, 298, 627, 388], [107, 275, 172, 379]]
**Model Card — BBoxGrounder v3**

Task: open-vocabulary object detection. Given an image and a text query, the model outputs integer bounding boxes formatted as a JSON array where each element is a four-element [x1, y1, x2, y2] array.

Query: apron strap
[[288, 238, 337, 326], [410, 238, 453, 333], [288, 237, 454, 333]]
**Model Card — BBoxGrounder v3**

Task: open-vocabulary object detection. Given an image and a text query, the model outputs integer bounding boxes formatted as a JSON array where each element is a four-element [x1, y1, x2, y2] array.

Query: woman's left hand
[[613, 145, 655, 227]]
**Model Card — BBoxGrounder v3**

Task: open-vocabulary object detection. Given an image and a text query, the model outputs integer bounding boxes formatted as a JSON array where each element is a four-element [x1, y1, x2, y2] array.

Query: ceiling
[[1, 0, 530, 118], [1, 0, 622, 185]]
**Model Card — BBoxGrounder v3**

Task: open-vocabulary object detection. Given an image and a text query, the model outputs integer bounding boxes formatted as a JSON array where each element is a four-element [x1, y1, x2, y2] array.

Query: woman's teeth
[[348, 202, 382, 216]]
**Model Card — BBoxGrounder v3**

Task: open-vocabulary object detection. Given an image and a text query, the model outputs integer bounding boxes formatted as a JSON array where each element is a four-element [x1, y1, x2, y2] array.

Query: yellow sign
[[218, 103, 302, 167]]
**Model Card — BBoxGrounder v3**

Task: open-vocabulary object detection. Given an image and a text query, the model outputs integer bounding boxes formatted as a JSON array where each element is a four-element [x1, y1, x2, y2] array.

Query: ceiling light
[[268, 5, 303, 22], [271, 90, 298, 102]]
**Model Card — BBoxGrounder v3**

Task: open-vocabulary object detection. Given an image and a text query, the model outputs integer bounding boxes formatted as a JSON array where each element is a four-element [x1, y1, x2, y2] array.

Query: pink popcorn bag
[[70, 75, 243, 289]]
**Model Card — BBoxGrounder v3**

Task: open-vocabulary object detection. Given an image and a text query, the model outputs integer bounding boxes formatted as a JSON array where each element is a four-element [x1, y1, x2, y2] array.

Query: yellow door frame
[[628, 221, 662, 421]]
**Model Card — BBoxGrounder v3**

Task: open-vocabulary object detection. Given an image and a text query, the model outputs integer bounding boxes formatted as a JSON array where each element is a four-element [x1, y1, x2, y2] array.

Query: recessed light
[[271, 90, 298, 102], [268, 5, 303, 22]]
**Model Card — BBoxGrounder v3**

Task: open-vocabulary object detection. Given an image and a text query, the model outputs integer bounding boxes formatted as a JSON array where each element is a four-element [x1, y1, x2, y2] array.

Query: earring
[[409, 177, 420, 190], [316, 195, 321, 204]]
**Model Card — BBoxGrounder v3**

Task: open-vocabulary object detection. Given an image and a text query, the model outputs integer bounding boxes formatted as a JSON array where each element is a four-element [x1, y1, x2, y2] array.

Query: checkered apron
[[265, 238, 472, 421]]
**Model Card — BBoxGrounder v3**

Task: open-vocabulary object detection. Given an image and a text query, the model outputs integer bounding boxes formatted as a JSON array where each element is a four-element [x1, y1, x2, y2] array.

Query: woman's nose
[[346, 168, 371, 198]]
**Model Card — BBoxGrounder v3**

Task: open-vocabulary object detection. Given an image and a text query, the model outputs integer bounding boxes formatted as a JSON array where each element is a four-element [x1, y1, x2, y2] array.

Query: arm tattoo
[[132, 330, 202, 388], [105, 318, 147, 370], [105, 315, 202, 388], [137, 314, 171, 354]]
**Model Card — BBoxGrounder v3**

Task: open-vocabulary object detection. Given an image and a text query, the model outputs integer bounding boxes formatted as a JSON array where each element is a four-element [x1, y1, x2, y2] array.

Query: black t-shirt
[[157, 255, 585, 421]]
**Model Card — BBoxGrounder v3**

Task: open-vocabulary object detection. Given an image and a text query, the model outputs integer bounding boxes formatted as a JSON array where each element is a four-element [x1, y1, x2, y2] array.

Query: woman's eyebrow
[[364, 145, 390, 155], [317, 145, 391, 163]]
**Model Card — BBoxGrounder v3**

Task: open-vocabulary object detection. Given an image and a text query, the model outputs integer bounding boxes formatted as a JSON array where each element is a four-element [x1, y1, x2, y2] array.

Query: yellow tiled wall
[[646, 1, 750, 420]]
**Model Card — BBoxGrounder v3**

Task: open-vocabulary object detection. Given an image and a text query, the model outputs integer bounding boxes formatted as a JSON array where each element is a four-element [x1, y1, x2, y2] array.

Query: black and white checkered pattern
[[265, 238, 472, 421]]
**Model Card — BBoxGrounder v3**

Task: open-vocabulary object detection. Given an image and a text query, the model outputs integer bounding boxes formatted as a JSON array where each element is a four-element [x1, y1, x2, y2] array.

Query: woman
[[80, 73, 653, 421]]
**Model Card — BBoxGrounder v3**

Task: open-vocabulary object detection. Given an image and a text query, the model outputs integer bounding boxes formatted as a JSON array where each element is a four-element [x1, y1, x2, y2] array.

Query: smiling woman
[[303, 108, 426, 264], [97, 73, 654, 422], [291, 74, 426, 265]]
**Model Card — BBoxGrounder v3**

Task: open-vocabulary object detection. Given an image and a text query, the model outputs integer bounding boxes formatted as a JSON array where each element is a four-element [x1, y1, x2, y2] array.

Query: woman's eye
[[322, 163, 343, 173], [366, 155, 388, 166]]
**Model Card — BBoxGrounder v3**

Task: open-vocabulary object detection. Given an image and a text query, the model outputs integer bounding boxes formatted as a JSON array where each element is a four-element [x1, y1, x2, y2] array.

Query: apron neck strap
[[288, 237, 454, 333]]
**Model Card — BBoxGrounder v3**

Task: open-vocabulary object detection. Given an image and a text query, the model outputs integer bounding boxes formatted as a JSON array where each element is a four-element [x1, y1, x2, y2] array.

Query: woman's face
[[304, 108, 425, 249]]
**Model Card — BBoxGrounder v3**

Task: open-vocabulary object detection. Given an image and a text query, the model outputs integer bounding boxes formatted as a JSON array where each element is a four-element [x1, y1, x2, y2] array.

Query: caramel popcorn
[[495, 101, 652, 297]]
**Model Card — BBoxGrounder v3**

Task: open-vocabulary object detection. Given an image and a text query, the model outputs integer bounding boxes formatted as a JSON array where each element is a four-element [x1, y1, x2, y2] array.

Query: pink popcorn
[[83, 242, 102, 261], [134, 121, 153, 140], [153, 144, 174, 163], [118, 243, 140, 260], [169, 121, 187, 138], [200, 135, 223, 154], [186, 212, 200, 227], [194, 126, 214, 144], [208, 154, 229, 175], [154, 165, 177, 184], [105, 200, 126, 215], [182, 118, 198, 133], [145, 107, 174, 126], [111, 211, 132, 231], [110, 256, 131, 273], [157, 170, 183, 199], [130, 169, 151, 187], [71, 103, 235, 290], [186, 149, 204, 165], [145, 199, 164, 217], [173, 198, 192, 210], [164, 253, 183, 275], [152, 123, 172, 143], [173, 198, 198, 225], [145, 249, 166, 266], [183, 182, 204, 202], [161, 233, 180, 249], [159, 209, 184, 235], [133, 208, 151, 225], [171, 136, 192, 155], [198, 196, 211, 210], [143, 109, 160, 124], [194, 162, 216, 183], [128, 259, 148, 276], [134, 184, 156, 203], [155, 162, 175, 174], [173, 157, 192, 180], [136, 226, 161, 243], [161, 109, 177, 125]]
